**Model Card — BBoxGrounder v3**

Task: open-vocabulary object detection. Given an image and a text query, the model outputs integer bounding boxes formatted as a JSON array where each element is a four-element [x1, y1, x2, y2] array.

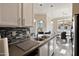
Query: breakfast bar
[[9, 34, 58, 56]]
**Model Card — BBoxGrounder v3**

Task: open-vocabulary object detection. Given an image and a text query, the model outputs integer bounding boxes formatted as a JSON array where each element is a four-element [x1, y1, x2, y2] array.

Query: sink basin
[[34, 36, 49, 41], [34, 38, 45, 41], [41, 36, 49, 39]]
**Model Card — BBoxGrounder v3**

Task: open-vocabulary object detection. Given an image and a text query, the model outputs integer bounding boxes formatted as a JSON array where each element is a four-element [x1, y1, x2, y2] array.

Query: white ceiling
[[33, 3, 72, 19], [33, 3, 72, 9]]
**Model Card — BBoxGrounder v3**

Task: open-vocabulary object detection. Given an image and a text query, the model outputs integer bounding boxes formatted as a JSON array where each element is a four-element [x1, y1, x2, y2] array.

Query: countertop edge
[[22, 34, 58, 56]]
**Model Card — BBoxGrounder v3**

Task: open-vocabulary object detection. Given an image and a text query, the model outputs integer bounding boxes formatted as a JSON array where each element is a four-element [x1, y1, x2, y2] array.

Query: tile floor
[[53, 37, 73, 56]]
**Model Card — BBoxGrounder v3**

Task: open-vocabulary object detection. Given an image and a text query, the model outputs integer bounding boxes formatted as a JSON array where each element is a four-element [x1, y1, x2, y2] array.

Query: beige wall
[[73, 3, 79, 14]]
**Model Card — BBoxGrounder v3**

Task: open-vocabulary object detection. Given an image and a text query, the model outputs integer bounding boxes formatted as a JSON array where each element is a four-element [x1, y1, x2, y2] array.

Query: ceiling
[[33, 3, 72, 19], [33, 3, 72, 9]]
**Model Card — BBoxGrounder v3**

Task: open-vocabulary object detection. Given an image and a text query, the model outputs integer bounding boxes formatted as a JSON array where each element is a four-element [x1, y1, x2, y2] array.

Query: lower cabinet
[[26, 39, 54, 56], [39, 42, 49, 56], [48, 38, 54, 56], [25, 49, 39, 56]]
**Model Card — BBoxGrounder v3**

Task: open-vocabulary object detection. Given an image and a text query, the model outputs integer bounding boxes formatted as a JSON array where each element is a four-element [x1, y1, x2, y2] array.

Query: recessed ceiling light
[[40, 4, 43, 6], [50, 5, 53, 7]]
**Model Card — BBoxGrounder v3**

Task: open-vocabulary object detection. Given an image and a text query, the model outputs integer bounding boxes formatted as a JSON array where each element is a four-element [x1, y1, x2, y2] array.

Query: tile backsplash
[[0, 27, 30, 44]]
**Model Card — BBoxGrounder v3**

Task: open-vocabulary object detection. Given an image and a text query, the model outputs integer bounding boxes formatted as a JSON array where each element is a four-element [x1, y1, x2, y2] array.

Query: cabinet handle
[[17, 18, 21, 26], [23, 18, 25, 26], [17, 18, 25, 27]]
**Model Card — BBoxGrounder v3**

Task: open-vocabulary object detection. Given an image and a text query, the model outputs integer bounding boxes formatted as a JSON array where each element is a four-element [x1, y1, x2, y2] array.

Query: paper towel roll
[[0, 38, 9, 56]]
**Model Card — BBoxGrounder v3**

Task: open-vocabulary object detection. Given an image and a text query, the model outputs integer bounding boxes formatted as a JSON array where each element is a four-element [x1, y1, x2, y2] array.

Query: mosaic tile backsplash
[[0, 27, 30, 44]]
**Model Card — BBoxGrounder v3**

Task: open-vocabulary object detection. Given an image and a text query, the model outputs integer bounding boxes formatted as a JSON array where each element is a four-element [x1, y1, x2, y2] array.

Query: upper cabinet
[[0, 3, 33, 27], [73, 3, 79, 14], [0, 4, 2, 24], [0, 3, 20, 27], [22, 3, 33, 26]]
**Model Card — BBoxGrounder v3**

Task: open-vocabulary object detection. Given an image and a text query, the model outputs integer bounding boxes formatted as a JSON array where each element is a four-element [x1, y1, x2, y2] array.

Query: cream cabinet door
[[39, 43, 49, 56], [73, 3, 79, 14], [0, 4, 2, 25], [23, 3, 33, 26], [0, 3, 19, 27], [49, 39, 54, 56]]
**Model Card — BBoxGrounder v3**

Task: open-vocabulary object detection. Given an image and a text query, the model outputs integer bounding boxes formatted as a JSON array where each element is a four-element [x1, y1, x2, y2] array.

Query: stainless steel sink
[[34, 36, 49, 41], [34, 38, 45, 41]]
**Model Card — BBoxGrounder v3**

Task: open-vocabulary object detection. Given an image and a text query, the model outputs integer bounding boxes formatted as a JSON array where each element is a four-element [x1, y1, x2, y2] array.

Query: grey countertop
[[9, 39, 39, 56], [9, 34, 58, 56]]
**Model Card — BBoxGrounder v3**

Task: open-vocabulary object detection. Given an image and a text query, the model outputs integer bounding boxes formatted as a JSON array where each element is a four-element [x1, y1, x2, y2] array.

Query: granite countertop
[[9, 39, 39, 56], [9, 34, 58, 56]]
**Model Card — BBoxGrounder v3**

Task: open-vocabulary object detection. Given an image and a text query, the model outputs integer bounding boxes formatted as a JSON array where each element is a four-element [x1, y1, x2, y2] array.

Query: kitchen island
[[9, 34, 58, 56]]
